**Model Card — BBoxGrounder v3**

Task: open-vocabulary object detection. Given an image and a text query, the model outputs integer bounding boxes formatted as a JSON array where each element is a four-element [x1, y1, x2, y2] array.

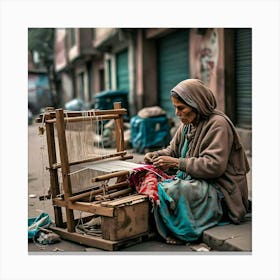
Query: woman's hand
[[144, 152, 157, 163], [152, 156, 179, 169]]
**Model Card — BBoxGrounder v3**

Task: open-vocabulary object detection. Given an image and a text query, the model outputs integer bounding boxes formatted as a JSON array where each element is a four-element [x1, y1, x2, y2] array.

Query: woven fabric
[[129, 165, 172, 205]]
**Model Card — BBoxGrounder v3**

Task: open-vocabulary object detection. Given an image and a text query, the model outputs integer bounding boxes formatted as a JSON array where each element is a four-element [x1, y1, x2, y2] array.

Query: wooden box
[[101, 194, 149, 241]]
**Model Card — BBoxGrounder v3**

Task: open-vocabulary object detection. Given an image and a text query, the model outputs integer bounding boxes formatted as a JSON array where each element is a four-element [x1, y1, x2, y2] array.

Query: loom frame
[[36, 102, 150, 251]]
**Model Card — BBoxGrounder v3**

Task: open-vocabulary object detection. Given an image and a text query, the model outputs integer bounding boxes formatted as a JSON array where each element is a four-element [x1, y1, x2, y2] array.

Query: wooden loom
[[36, 102, 149, 250]]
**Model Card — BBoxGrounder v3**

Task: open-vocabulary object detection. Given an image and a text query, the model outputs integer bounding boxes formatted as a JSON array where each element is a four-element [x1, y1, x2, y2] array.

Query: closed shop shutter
[[157, 30, 189, 116], [116, 49, 129, 91], [235, 29, 252, 128]]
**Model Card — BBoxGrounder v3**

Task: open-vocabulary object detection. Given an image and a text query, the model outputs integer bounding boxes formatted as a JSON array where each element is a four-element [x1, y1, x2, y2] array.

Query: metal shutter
[[157, 30, 189, 116], [235, 29, 252, 128], [116, 49, 129, 91]]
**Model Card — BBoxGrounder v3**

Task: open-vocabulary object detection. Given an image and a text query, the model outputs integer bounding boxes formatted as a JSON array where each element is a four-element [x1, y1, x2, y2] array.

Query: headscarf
[[170, 79, 217, 117]]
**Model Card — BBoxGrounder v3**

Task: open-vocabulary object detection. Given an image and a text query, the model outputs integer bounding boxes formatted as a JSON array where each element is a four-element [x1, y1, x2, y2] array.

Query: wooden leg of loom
[[55, 109, 76, 232], [65, 209, 75, 232], [45, 115, 63, 227]]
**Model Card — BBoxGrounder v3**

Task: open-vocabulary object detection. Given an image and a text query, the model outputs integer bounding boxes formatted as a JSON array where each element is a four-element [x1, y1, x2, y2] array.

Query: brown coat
[[155, 111, 250, 224]]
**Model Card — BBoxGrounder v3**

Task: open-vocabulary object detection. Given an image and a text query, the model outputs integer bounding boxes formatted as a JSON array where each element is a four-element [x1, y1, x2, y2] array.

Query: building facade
[[54, 27, 252, 152]]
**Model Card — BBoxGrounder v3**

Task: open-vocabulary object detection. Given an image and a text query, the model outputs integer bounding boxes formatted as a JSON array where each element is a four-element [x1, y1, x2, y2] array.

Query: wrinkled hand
[[144, 152, 157, 163], [152, 156, 179, 170]]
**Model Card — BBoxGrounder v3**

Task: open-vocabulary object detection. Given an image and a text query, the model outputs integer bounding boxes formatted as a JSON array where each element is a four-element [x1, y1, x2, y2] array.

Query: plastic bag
[[28, 212, 51, 239]]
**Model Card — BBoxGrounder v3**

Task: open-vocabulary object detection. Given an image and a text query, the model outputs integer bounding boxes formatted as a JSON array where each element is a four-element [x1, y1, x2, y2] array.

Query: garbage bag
[[130, 115, 171, 153]]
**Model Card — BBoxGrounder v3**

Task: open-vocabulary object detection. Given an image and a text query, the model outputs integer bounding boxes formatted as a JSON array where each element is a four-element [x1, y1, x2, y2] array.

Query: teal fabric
[[154, 125, 223, 242], [28, 212, 51, 239], [154, 178, 223, 242], [176, 125, 191, 180]]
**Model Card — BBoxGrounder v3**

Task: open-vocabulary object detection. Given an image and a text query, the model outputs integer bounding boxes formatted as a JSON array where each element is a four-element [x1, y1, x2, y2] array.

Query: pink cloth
[[129, 164, 173, 205]]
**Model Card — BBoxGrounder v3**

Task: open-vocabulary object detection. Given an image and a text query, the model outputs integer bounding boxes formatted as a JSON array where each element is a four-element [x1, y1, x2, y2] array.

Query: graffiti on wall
[[199, 29, 219, 84]]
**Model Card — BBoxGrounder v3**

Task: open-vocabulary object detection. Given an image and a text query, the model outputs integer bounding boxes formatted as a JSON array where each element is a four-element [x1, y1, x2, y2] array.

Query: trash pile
[[28, 212, 61, 248]]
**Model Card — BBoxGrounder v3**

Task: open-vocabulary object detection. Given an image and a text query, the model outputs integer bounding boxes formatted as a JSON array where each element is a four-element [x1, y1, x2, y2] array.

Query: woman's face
[[171, 96, 197, 125]]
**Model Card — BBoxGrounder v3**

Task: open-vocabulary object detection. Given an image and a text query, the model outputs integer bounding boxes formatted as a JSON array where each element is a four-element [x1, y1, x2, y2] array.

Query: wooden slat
[[101, 194, 147, 207], [69, 201, 115, 217]]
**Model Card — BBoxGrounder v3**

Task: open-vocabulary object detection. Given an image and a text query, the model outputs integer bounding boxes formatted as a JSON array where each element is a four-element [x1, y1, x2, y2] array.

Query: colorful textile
[[129, 164, 172, 205]]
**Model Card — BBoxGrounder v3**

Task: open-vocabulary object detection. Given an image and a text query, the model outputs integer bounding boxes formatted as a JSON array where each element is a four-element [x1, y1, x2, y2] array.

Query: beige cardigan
[[155, 112, 250, 224]]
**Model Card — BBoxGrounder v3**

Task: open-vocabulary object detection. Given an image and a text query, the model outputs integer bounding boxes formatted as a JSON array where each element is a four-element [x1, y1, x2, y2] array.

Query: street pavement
[[28, 123, 251, 253]]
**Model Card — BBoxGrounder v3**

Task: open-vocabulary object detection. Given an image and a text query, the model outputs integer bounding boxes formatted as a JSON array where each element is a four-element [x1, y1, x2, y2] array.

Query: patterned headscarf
[[170, 79, 217, 117]]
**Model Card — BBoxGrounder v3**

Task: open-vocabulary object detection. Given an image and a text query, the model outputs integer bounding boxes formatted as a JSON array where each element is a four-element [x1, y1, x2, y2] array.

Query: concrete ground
[[28, 123, 252, 253]]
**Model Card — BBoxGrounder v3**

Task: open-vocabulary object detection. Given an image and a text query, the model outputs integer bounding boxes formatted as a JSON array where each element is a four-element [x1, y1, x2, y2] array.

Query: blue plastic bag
[[28, 212, 51, 239], [130, 115, 170, 153]]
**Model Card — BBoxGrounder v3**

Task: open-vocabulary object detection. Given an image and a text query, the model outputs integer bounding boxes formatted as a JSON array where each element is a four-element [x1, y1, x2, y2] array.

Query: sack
[[138, 106, 166, 118]]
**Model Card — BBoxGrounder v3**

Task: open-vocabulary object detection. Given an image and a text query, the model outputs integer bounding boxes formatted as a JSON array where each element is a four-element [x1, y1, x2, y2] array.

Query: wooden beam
[[55, 109, 75, 232], [49, 226, 117, 250], [95, 188, 132, 200], [52, 151, 128, 169], [45, 113, 63, 227], [69, 201, 115, 217], [36, 108, 127, 123], [53, 199, 115, 217], [113, 102, 125, 152], [101, 194, 148, 207], [92, 170, 129, 182], [46, 114, 119, 124], [68, 181, 129, 202], [49, 226, 147, 251]]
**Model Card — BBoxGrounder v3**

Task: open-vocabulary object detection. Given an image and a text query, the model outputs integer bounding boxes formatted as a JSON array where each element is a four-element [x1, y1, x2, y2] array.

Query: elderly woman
[[144, 79, 250, 244]]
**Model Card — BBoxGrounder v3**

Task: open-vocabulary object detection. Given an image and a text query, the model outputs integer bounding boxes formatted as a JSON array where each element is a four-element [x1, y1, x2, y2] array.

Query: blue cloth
[[154, 178, 223, 242], [28, 212, 51, 239], [153, 125, 223, 242], [176, 125, 191, 180]]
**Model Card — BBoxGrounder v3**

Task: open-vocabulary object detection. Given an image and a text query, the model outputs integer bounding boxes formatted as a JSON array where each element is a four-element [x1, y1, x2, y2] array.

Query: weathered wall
[[189, 28, 225, 112]]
